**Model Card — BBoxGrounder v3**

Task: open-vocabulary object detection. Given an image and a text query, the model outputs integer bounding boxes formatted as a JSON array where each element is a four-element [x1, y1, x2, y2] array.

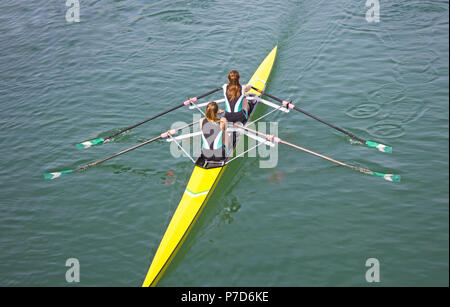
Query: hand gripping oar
[[251, 87, 392, 153], [45, 121, 199, 180], [238, 124, 401, 183], [77, 87, 221, 149]]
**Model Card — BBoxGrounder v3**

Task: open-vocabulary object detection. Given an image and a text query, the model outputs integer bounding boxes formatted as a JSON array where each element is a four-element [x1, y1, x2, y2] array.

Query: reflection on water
[[221, 196, 242, 225]]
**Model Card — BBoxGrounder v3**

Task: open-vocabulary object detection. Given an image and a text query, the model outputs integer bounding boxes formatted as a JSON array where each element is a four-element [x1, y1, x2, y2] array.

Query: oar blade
[[365, 140, 392, 153], [43, 170, 74, 180], [372, 172, 401, 183], [76, 138, 105, 149]]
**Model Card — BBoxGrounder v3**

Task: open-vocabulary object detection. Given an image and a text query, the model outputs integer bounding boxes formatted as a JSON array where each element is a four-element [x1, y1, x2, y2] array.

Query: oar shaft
[[104, 87, 221, 141], [251, 86, 366, 144], [239, 125, 380, 178], [104, 104, 183, 141], [45, 120, 202, 179], [77, 136, 162, 170], [291, 106, 366, 143], [240, 125, 347, 166], [251, 86, 282, 103], [80, 87, 221, 145], [78, 120, 199, 171], [279, 139, 372, 174], [196, 87, 222, 99], [278, 138, 349, 168]]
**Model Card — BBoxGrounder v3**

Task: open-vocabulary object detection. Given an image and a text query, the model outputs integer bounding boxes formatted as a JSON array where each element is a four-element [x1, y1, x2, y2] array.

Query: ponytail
[[205, 101, 219, 122], [227, 70, 241, 103]]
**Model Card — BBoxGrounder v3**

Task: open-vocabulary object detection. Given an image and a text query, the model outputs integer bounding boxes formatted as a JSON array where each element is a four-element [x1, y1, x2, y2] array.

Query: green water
[[0, 0, 448, 286]]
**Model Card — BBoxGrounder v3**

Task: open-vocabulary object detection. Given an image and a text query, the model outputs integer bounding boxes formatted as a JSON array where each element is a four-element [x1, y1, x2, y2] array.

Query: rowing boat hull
[[142, 46, 278, 287]]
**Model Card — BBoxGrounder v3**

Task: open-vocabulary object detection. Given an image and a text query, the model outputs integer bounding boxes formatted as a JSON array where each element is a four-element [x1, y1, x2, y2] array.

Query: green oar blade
[[365, 140, 392, 153], [371, 171, 401, 183], [76, 138, 105, 149], [43, 170, 74, 180]]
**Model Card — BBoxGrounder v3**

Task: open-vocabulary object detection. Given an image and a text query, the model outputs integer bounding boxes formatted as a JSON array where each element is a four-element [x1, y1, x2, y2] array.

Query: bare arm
[[242, 97, 250, 112], [242, 83, 252, 93], [220, 117, 230, 148], [220, 117, 227, 131]]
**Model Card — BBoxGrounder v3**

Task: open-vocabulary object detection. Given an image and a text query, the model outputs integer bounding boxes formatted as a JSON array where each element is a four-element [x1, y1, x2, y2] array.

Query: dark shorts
[[201, 147, 226, 161], [224, 110, 248, 123]]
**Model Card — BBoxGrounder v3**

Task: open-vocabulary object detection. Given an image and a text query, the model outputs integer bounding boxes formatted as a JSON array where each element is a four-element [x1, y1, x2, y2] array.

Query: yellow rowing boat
[[142, 46, 278, 287]]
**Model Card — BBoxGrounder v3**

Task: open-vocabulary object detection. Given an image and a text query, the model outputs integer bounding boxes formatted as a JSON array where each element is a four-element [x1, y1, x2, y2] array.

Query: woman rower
[[200, 101, 230, 161], [222, 70, 252, 123]]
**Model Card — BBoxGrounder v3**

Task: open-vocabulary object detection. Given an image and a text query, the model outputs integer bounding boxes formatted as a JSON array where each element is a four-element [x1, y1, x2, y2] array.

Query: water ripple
[[366, 121, 405, 139]]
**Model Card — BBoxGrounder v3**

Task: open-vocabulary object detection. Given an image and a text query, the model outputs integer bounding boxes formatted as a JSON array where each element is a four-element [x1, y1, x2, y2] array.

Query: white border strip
[[184, 189, 210, 198]]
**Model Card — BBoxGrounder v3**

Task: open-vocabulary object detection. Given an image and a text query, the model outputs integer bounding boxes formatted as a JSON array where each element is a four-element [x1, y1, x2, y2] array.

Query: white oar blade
[[76, 138, 105, 149], [365, 141, 392, 153], [43, 170, 74, 180]]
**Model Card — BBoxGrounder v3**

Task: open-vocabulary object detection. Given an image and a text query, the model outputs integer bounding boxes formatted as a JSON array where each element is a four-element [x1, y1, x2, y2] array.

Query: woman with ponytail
[[223, 70, 252, 123], [200, 101, 230, 161]]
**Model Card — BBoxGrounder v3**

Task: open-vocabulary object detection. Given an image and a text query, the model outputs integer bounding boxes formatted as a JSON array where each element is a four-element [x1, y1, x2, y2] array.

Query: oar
[[238, 124, 401, 183], [251, 87, 392, 153], [45, 121, 199, 180], [77, 87, 221, 149]]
